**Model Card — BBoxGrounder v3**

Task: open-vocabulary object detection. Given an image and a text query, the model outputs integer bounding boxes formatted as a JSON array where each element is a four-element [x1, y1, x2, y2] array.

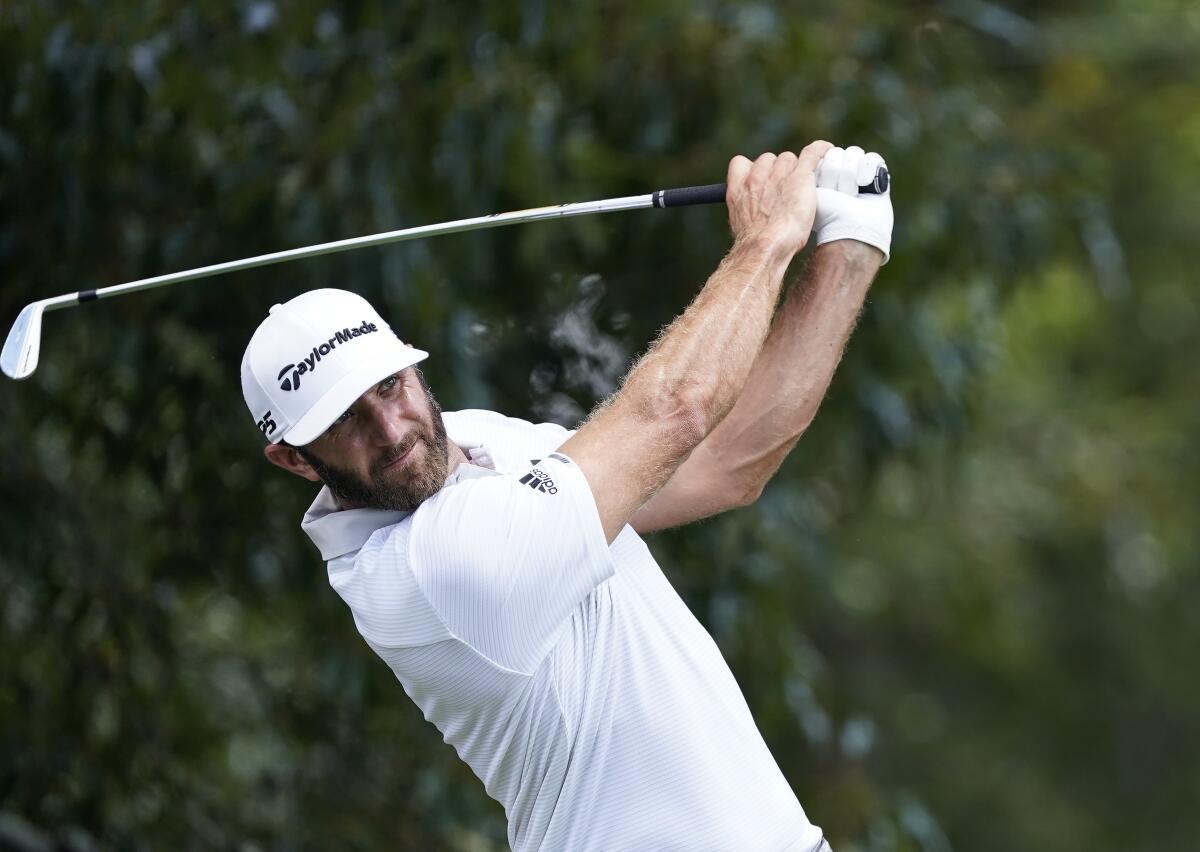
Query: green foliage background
[[1, 1, 1197, 850]]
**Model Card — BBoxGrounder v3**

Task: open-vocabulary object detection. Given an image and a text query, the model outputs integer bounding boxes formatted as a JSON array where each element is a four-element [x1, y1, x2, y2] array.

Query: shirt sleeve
[[407, 451, 614, 675]]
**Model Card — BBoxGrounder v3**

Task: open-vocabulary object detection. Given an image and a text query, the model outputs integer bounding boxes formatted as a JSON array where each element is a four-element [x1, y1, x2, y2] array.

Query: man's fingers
[[770, 150, 799, 180], [817, 145, 879, 194], [747, 152, 778, 194], [797, 140, 834, 177], [860, 152, 886, 190], [727, 155, 753, 191], [838, 146, 865, 194], [816, 146, 843, 189]]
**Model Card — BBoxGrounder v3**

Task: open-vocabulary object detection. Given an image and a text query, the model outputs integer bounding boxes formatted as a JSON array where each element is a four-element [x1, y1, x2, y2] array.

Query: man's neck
[[447, 442, 470, 470]]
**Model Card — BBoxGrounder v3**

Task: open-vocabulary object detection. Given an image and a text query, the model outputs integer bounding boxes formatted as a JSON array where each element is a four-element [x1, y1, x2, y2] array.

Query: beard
[[298, 369, 451, 512]]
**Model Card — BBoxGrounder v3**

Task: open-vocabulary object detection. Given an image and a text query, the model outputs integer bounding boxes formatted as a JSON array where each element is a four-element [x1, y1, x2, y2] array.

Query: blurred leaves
[[1, 1, 1197, 850]]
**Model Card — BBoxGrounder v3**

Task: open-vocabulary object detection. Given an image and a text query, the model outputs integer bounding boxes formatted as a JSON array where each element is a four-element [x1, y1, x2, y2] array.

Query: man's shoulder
[[407, 467, 505, 543], [444, 408, 572, 440], [444, 408, 575, 472]]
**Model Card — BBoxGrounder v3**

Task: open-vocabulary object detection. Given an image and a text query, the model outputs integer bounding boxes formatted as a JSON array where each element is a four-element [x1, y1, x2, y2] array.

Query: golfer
[[241, 141, 892, 852]]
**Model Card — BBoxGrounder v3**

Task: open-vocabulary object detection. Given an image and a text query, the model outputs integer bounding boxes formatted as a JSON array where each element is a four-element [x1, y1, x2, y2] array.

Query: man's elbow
[[730, 477, 766, 509], [628, 382, 715, 455], [724, 453, 785, 509], [663, 388, 715, 450]]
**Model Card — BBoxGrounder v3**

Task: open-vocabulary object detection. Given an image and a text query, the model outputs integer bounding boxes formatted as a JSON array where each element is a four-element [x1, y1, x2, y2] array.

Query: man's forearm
[[562, 146, 836, 541], [623, 234, 793, 432], [700, 240, 881, 496], [565, 234, 798, 541]]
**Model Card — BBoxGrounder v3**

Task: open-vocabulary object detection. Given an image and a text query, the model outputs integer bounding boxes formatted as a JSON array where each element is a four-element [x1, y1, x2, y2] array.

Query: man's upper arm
[[551, 408, 751, 536], [409, 454, 614, 674], [628, 440, 745, 533], [558, 399, 707, 542]]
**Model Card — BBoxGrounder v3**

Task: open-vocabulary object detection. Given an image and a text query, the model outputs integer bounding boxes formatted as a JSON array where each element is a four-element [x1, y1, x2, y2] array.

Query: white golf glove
[[813, 146, 893, 264]]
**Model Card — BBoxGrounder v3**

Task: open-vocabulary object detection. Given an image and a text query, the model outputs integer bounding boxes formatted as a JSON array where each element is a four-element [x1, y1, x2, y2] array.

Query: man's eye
[[334, 410, 352, 426], [382, 374, 400, 390]]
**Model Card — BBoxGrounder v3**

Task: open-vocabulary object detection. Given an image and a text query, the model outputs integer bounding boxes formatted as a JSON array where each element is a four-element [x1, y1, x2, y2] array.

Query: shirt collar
[[300, 417, 497, 561]]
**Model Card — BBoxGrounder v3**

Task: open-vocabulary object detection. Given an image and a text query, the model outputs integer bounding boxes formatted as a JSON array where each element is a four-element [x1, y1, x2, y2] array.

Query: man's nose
[[361, 400, 407, 446]]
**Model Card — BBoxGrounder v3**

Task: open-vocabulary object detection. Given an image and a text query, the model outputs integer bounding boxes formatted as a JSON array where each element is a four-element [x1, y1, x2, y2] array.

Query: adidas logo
[[519, 465, 558, 495]]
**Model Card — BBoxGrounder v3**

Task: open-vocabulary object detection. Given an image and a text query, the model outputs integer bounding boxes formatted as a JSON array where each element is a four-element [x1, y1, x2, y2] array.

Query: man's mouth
[[379, 438, 420, 473]]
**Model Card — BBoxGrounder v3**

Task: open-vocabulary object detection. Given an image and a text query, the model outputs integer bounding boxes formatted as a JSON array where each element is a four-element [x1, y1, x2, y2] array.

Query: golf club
[[1, 167, 888, 381]]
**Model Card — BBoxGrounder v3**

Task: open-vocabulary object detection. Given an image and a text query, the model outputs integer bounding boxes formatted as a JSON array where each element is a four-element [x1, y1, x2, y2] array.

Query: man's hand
[[726, 141, 833, 257], [813, 146, 894, 263]]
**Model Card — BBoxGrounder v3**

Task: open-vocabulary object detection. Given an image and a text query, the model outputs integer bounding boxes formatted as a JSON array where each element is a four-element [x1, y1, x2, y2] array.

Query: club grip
[[653, 165, 890, 208], [652, 183, 728, 209]]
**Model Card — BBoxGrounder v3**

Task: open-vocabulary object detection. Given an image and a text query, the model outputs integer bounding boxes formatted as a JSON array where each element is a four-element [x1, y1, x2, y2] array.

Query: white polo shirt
[[302, 409, 824, 852]]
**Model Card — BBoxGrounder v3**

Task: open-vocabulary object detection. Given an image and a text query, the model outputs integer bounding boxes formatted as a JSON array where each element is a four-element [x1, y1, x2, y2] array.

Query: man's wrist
[[813, 238, 884, 270], [731, 228, 800, 267]]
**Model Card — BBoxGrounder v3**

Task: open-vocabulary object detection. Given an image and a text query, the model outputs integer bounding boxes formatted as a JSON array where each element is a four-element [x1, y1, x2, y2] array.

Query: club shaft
[[46, 193, 658, 313], [45, 163, 888, 312]]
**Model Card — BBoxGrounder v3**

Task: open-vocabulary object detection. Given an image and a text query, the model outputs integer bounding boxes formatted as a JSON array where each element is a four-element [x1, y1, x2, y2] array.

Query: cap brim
[[282, 346, 429, 446]]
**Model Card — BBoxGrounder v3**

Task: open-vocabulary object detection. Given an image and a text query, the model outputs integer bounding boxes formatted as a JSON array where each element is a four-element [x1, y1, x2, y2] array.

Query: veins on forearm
[[702, 243, 879, 490]]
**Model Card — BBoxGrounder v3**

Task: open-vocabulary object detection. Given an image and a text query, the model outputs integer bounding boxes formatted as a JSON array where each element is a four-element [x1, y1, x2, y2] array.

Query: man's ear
[[263, 442, 322, 482]]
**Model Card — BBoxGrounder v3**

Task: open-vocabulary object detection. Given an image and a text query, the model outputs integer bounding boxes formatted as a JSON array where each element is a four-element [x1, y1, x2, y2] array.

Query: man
[[241, 142, 892, 851]]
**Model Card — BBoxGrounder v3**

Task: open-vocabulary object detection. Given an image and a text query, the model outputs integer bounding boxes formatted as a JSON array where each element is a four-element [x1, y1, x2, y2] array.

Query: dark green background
[[2, 1, 1197, 849]]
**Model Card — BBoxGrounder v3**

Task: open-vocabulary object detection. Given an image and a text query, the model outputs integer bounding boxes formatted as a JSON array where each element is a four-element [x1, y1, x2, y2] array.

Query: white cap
[[241, 289, 428, 446]]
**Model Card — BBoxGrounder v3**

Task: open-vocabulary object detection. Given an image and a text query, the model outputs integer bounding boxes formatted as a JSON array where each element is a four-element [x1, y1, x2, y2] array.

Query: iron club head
[[2, 301, 47, 381]]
